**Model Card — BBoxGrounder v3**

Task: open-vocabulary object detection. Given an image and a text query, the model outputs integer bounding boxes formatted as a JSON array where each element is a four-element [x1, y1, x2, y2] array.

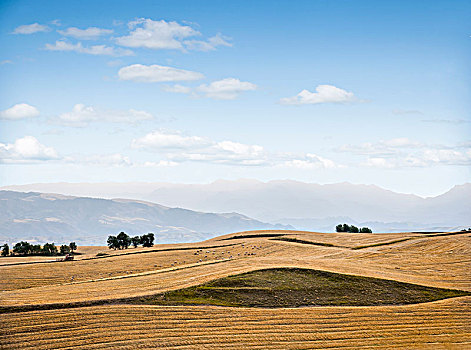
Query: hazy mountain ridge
[[0, 191, 291, 245], [142, 181, 471, 226], [1, 180, 470, 235]]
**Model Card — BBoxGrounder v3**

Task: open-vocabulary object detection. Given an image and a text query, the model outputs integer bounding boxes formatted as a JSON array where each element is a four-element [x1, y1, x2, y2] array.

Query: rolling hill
[[1, 229, 470, 349]]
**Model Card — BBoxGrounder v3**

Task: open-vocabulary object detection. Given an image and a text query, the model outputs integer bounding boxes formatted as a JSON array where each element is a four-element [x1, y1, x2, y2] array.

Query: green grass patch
[[1, 268, 469, 314], [132, 268, 470, 308]]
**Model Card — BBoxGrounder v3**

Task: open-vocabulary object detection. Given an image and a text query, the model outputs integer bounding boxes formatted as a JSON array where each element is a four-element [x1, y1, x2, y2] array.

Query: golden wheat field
[[1, 230, 470, 349]]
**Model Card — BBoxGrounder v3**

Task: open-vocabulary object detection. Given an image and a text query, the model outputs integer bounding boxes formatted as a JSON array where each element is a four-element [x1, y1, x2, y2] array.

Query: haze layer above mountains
[[2, 180, 470, 243]]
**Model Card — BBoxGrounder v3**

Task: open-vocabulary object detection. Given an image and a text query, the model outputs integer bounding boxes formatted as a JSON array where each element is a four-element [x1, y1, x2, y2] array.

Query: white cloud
[[132, 129, 339, 168], [283, 154, 338, 169], [161, 78, 257, 100], [340, 138, 471, 168], [280, 85, 357, 105], [363, 157, 396, 169], [197, 78, 257, 100], [214, 141, 263, 155], [382, 138, 421, 148], [0, 136, 58, 163], [363, 150, 471, 168], [79, 153, 131, 167], [0, 137, 135, 167], [0, 103, 39, 120], [132, 130, 267, 166], [118, 64, 204, 83], [0, 60, 12, 65], [56, 104, 153, 127], [184, 33, 232, 51], [57, 152, 135, 167], [115, 18, 232, 52], [116, 18, 199, 50], [45, 40, 133, 56], [338, 138, 422, 156], [13, 23, 50, 34], [131, 130, 209, 149], [112, 20, 125, 27], [421, 149, 471, 166], [58, 27, 114, 40], [143, 160, 178, 167]]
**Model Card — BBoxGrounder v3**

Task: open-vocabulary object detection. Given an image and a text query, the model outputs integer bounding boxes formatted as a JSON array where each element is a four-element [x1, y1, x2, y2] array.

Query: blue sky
[[0, 0, 470, 196]]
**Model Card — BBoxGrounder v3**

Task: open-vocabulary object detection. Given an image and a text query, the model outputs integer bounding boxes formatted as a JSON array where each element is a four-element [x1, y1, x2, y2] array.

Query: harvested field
[[1, 298, 470, 349], [1, 229, 470, 349], [0, 243, 241, 291]]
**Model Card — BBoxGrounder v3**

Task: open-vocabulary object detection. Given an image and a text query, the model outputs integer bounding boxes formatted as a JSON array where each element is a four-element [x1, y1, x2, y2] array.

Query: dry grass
[[2, 231, 470, 304], [0, 242, 240, 291], [1, 229, 470, 349], [1, 298, 470, 349]]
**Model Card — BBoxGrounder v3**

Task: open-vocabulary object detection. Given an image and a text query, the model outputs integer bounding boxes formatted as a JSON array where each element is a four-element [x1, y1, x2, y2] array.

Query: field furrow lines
[[2, 230, 470, 349]]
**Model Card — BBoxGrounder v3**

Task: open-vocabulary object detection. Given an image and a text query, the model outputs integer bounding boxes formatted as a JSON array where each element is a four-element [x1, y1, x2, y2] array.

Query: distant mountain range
[[1, 180, 470, 240], [0, 191, 290, 245]]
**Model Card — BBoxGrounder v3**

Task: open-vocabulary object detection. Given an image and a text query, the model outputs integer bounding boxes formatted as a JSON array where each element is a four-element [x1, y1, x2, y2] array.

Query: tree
[[147, 233, 155, 247], [140, 233, 154, 247], [131, 236, 140, 248], [60, 245, 71, 255], [350, 225, 359, 233], [42, 243, 58, 256], [13, 241, 32, 255], [69, 242, 77, 253], [336, 223, 371, 233], [31, 244, 42, 255], [117, 232, 131, 249], [107, 235, 119, 250], [1, 244, 9, 257]]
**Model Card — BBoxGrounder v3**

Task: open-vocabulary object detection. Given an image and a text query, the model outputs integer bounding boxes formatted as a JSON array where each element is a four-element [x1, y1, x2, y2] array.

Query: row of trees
[[1, 241, 77, 257], [107, 232, 154, 250], [336, 224, 372, 233]]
